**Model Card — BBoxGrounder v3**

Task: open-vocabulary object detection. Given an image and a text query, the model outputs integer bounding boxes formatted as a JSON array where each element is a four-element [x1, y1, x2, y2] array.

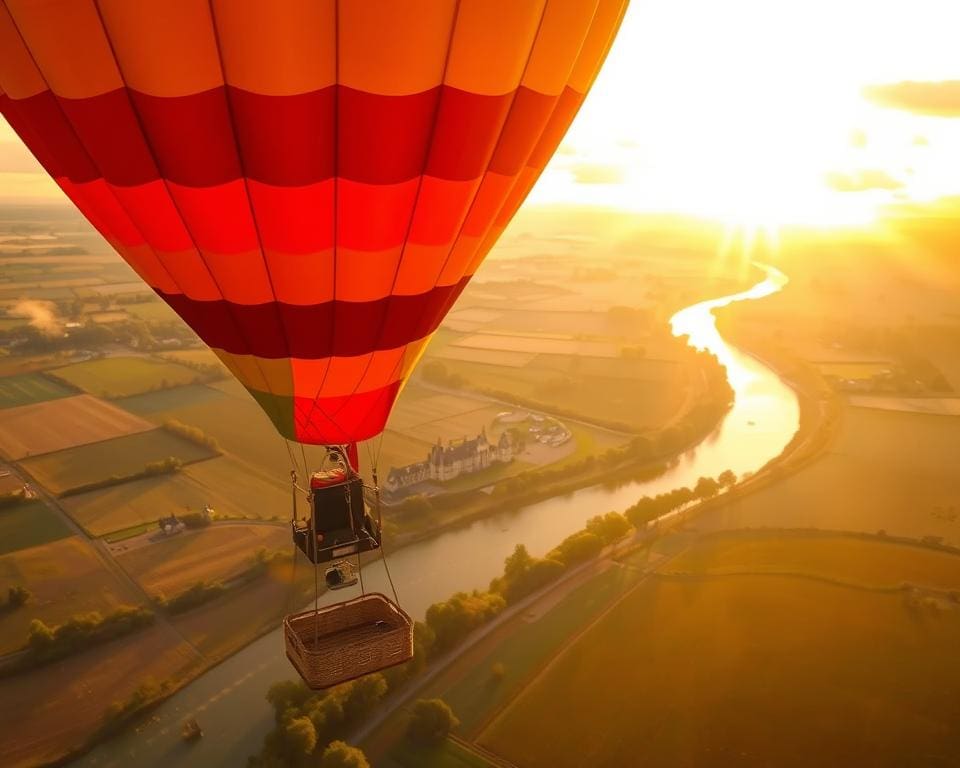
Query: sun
[[527, 0, 960, 233]]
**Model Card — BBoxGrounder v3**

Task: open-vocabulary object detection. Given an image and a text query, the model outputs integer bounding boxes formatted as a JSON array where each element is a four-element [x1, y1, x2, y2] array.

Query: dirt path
[[2, 458, 204, 661]]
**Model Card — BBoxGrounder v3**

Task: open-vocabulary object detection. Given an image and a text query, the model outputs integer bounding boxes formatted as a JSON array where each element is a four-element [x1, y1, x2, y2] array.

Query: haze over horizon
[[4, 0, 960, 233]]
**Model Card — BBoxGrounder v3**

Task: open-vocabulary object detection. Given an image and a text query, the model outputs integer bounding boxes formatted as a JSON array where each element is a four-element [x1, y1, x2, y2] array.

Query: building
[[157, 514, 186, 536], [386, 429, 513, 493]]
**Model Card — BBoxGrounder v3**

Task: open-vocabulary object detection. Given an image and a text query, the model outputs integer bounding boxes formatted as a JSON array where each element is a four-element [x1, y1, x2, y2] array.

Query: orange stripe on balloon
[[0, 2, 45, 99], [339, 0, 456, 96], [5, 0, 122, 98], [521, 0, 599, 95], [445, 0, 545, 96], [211, 0, 336, 96], [98, 0, 224, 97]]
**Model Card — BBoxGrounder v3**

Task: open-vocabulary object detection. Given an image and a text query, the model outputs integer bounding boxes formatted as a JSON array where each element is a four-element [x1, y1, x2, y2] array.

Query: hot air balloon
[[0, 0, 626, 688]]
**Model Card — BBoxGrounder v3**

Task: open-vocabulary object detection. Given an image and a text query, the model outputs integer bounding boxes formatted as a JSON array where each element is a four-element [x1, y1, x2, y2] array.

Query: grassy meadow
[[20, 429, 218, 496], [423, 346, 688, 432], [0, 372, 73, 409], [118, 381, 318, 474], [481, 533, 960, 768], [0, 499, 72, 555], [50, 356, 205, 399], [59, 454, 290, 538]]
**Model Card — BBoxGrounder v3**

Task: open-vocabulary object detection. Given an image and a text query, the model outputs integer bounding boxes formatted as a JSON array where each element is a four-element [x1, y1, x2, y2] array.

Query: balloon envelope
[[0, 0, 626, 444]]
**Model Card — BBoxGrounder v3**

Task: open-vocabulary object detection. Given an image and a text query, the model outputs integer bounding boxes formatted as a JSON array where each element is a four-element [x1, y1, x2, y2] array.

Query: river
[[74, 266, 799, 768]]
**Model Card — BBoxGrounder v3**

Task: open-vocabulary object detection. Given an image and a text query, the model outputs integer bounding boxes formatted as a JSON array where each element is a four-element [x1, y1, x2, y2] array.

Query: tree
[[341, 674, 387, 721], [694, 476, 720, 500], [27, 618, 54, 653], [266, 680, 312, 722], [407, 699, 459, 747], [425, 591, 505, 653], [7, 585, 30, 608], [320, 741, 370, 768], [503, 544, 534, 581], [547, 530, 604, 566], [282, 716, 317, 758], [586, 512, 631, 545], [717, 469, 736, 488]]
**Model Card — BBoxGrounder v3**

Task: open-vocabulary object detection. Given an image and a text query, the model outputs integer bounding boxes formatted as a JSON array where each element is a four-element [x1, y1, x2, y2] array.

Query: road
[[0, 459, 204, 660]]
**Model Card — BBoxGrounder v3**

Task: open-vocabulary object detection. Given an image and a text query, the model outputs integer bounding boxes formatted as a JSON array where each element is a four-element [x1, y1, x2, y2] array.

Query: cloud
[[0, 141, 43, 174], [570, 163, 624, 185], [862, 81, 960, 117], [824, 169, 903, 192]]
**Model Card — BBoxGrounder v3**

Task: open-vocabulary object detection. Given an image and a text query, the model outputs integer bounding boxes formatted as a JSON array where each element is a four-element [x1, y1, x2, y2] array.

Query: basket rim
[[284, 592, 413, 627], [284, 651, 413, 691]]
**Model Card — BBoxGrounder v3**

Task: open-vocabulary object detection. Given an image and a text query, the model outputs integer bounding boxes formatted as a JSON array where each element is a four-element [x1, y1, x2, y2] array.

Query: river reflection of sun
[[671, 264, 788, 393]]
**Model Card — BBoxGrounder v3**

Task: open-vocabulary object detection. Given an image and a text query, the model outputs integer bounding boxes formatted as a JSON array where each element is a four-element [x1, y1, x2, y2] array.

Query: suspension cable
[[371, 466, 401, 606], [284, 469, 301, 617]]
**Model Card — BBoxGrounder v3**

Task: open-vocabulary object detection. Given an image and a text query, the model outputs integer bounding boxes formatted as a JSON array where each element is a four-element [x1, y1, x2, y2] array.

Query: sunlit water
[[74, 267, 799, 768]]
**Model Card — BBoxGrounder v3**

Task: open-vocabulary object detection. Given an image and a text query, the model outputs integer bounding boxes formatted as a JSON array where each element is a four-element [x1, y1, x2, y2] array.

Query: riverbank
[[384, 393, 732, 552], [354, 324, 842, 766], [63, 268, 803, 768]]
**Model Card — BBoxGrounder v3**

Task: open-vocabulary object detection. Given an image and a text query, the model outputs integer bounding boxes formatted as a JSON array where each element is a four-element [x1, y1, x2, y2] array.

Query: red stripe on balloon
[[158, 276, 468, 359], [292, 381, 403, 444], [4, 85, 573, 188]]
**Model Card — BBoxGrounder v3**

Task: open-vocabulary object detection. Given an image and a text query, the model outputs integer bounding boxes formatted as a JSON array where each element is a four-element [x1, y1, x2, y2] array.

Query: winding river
[[74, 266, 799, 768]]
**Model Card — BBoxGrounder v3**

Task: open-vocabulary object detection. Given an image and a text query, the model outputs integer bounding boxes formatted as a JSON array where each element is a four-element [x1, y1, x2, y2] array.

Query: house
[[157, 514, 186, 536], [386, 429, 513, 493]]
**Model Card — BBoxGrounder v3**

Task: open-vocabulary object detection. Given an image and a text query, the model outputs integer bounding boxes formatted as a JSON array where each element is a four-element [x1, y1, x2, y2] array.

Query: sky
[[2, 0, 960, 230], [533, 0, 960, 228]]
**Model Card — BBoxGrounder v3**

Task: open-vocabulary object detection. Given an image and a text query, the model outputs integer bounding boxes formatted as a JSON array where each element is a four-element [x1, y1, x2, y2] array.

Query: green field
[[118, 381, 320, 474], [481, 535, 960, 768], [698, 406, 960, 545], [49, 356, 203, 398], [61, 455, 289, 536], [419, 353, 687, 431], [20, 429, 218, 496], [116, 383, 226, 416], [0, 499, 72, 555], [0, 373, 73, 409]]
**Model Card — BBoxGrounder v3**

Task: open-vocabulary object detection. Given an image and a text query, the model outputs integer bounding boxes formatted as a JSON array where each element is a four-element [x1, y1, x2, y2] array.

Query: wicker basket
[[284, 593, 413, 689]]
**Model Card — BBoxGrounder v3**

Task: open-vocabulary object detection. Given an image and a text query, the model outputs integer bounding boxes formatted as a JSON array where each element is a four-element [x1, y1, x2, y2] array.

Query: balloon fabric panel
[[0, 0, 627, 444]]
